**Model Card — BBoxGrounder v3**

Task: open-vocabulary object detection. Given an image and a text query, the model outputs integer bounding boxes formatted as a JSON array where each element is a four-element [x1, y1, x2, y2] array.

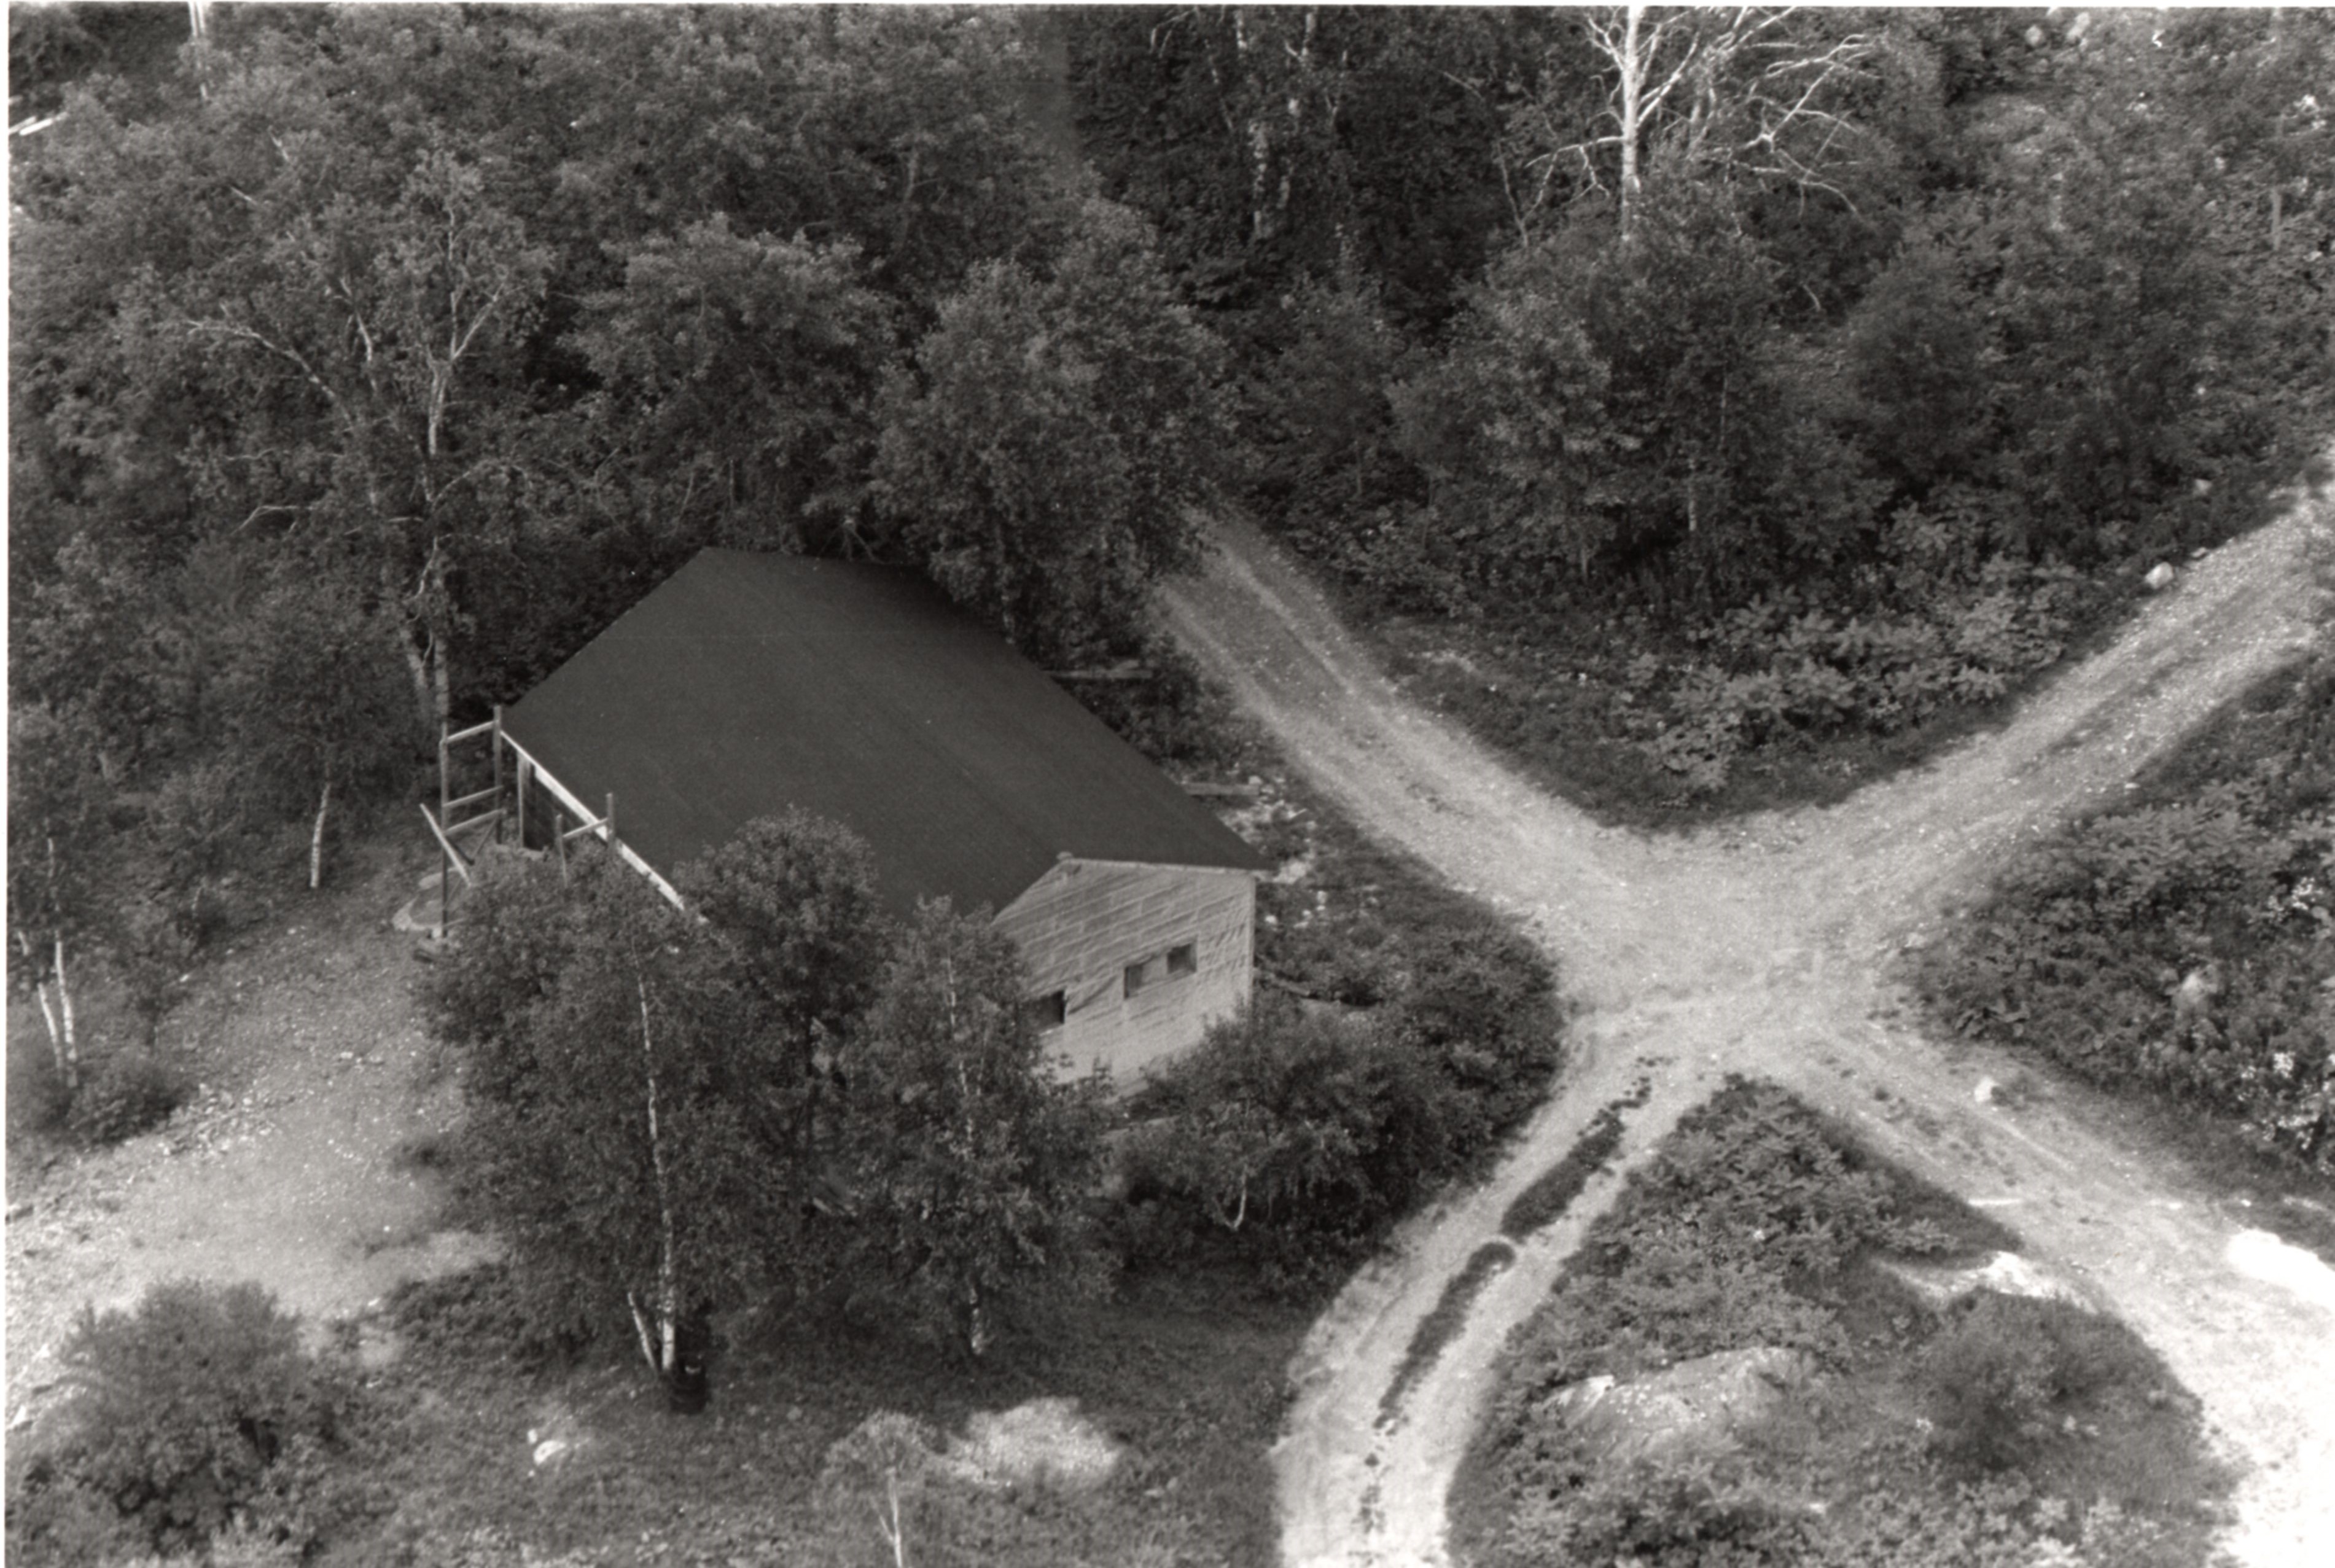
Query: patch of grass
[[1363, 599, 2064, 831], [1451, 1078, 2232, 1568], [1913, 648, 2335, 1177], [1498, 1081, 1648, 1242], [349, 1262, 1301, 1568], [1378, 1240, 1516, 1427]]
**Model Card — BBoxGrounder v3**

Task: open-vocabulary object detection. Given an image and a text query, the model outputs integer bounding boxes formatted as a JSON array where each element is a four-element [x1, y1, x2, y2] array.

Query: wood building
[[452, 549, 1266, 1083]]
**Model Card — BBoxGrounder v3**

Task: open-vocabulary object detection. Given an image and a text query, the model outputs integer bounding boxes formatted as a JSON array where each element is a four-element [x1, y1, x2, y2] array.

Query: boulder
[[1540, 1346, 1814, 1467], [943, 1396, 1125, 1493], [1881, 1250, 2095, 1312], [2144, 561, 2177, 591]]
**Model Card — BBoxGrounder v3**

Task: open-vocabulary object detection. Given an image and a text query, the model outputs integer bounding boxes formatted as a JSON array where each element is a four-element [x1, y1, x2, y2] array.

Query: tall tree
[[1510, 5, 1883, 241], [680, 807, 891, 1289], [839, 902, 1109, 1356], [442, 850, 774, 1408], [571, 222, 898, 558], [872, 198, 1226, 663]]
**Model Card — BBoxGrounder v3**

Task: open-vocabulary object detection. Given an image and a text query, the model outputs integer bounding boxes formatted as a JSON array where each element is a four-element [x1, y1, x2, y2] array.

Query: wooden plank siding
[[996, 858, 1257, 1086]]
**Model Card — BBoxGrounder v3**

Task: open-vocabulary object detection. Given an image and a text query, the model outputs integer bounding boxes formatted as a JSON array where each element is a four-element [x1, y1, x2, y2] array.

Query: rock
[[1881, 1250, 2096, 1312], [2143, 561, 2177, 591], [1973, 1076, 1997, 1106], [1539, 1347, 1814, 1467], [943, 1396, 1125, 1493]]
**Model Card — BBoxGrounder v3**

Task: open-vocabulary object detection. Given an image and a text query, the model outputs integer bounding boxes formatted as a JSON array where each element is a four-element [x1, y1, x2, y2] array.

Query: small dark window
[[1124, 959, 1151, 998], [1028, 990, 1067, 1030], [1166, 942, 1198, 977]]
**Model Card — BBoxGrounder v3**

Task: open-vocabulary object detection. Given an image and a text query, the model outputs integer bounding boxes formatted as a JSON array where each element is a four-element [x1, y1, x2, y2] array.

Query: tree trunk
[[310, 779, 332, 891], [1618, 4, 1645, 242], [395, 606, 437, 737], [53, 935, 79, 1093], [629, 975, 708, 1411]]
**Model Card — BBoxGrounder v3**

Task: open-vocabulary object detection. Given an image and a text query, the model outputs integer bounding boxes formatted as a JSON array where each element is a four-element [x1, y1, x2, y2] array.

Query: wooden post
[[555, 810, 568, 878], [515, 755, 528, 849], [491, 705, 505, 845], [606, 793, 616, 846]]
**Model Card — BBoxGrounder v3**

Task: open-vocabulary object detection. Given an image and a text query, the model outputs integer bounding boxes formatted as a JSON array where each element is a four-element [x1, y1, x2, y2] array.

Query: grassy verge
[[1911, 648, 2335, 1236], [1498, 1080, 1648, 1242], [1293, 452, 2324, 831], [1449, 1078, 2230, 1568], [329, 1262, 1302, 1568]]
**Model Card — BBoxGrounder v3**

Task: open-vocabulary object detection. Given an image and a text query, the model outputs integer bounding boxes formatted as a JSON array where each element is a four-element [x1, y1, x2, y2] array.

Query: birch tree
[[1508, 5, 1881, 239], [839, 903, 1109, 1356], [215, 568, 421, 890], [445, 851, 771, 1409], [7, 706, 115, 1096]]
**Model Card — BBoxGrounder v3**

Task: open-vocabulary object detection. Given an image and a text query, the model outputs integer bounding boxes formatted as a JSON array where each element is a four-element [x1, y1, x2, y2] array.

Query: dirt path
[[1159, 467, 2335, 1568], [5, 849, 499, 1424]]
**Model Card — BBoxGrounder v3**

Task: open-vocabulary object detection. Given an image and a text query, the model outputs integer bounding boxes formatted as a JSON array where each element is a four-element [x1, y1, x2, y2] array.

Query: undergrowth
[[1451, 1078, 2231, 1568], [1914, 650, 2335, 1171], [1115, 755, 1564, 1295], [1499, 1080, 1648, 1242], [6, 1282, 379, 1566], [341, 1260, 1300, 1568]]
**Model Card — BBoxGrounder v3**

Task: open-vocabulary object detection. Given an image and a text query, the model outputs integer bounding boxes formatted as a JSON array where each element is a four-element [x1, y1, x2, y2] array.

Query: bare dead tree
[[1509, 5, 1879, 239]]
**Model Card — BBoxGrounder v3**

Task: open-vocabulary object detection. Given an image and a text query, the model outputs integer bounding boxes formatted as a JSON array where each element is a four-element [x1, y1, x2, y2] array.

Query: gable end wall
[[996, 859, 1255, 1086]]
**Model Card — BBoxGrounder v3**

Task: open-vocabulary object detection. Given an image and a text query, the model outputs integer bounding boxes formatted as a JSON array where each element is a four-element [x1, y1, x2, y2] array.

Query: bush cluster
[[6, 1282, 374, 1565], [1916, 655, 2335, 1168], [1115, 937, 1562, 1289], [1464, 1081, 2226, 1568], [1918, 1292, 2155, 1476], [63, 1047, 193, 1144], [1631, 524, 2094, 791]]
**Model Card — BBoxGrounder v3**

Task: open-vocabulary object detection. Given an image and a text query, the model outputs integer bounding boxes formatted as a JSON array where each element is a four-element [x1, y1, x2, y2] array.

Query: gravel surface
[[5, 847, 499, 1429], [1160, 461, 2335, 1568]]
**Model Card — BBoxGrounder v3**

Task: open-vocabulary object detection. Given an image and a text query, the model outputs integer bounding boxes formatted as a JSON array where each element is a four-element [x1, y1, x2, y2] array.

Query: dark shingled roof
[[502, 550, 1267, 916]]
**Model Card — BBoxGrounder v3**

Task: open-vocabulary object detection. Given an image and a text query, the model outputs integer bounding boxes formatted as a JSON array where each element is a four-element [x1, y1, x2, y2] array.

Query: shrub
[[66, 1047, 192, 1144], [1121, 952, 1563, 1290], [6, 1282, 373, 1562], [1918, 1292, 2156, 1476], [1915, 653, 2335, 1168]]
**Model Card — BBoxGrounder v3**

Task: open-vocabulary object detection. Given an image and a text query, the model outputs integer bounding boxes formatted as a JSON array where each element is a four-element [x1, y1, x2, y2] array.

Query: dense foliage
[[1917, 652, 2335, 1169], [1115, 773, 1565, 1289], [428, 824, 1109, 1381], [9, 6, 1222, 1118], [1458, 1080, 2229, 1568], [1073, 6, 2334, 801], [6, 1282, 375, 1564]]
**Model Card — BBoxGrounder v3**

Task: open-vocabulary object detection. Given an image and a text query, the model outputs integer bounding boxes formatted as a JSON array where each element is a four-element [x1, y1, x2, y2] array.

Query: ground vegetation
[[1453, 1080, 2232, 1568], [1916, 649, 2335, 1171]]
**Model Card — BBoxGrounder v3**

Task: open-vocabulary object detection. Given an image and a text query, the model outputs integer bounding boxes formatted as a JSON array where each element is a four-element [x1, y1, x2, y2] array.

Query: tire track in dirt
[[1160, 466, 2334, 1568]]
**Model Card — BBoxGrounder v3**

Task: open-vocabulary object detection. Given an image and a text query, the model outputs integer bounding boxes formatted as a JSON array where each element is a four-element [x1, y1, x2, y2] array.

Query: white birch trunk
[[53, 935, 79, 1093], [310, 779, 332, 891], [1618, 4, 1645, 242], [633, 975, 681, 1381]]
